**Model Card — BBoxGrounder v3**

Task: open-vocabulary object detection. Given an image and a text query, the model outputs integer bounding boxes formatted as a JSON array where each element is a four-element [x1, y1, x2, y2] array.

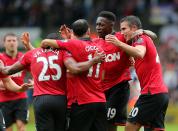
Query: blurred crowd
[[0, 0, 178, 104]]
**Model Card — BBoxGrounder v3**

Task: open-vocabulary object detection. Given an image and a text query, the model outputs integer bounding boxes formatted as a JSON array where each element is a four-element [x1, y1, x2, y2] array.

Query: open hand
[[93, 51, 106, 63], [59, 24, 72, 39], [21, 32, 30, 47], [19, 81, 33, 92]]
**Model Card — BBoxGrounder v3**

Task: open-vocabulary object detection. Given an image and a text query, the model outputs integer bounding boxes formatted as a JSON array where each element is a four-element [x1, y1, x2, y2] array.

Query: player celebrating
[[94, 11, 132, 131], [1, 31, 104, 131], [0, 54, 32, 131], [0, 33, 29, 131], [94, 11, 158, 131], [41, 19, 107, 131], [105, 15, 169, 131]]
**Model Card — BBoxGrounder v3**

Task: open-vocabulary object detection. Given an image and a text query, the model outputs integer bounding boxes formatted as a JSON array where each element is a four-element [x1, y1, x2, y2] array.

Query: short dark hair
[[120, 15, 142, 29], [3, 33, 17, 41], [46, 32, 63, 40], [98, 11, 116, 22], [71, 19, 89, 37]]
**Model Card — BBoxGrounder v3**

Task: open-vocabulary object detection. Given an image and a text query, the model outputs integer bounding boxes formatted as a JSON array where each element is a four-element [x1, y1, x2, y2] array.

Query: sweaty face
[[4, 36, 18, 52], [96, 17, 113, 38], [120, 21, 135, 41]]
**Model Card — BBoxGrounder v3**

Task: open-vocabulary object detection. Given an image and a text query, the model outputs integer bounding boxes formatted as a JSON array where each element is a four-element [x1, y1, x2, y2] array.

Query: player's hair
[[46, 32, 63, 40], [98, 11, 116, 22], [3, 33, 17, 41], [120, 15, 142, 29], [71, 19, 89, 37]]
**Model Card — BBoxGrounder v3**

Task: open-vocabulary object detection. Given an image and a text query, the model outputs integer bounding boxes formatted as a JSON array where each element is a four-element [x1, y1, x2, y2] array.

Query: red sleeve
[[0, 57, 7, 78], [62, 50, 73, 61], [56, 40, 72, 50], [19, 51, 32, 66]]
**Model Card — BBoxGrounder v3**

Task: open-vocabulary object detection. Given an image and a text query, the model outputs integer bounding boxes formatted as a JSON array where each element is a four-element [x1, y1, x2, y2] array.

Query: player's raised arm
[[131, 29, 157, 40], [105, 34, 146, 58], [1, 61, 25, 76], [143, 30, 157, 39], [21, 32, 35, 50], [64, 51, 105, 74], [40, 39, 59, 48], [2, 77, 33, 92]]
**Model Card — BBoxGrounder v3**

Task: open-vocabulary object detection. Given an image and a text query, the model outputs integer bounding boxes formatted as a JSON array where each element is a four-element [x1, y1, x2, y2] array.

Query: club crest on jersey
[[136, 38, 143, 44]]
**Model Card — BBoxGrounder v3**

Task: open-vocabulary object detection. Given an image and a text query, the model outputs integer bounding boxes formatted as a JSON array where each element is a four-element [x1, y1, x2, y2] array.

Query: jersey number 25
[[37, 56, 62, 81]]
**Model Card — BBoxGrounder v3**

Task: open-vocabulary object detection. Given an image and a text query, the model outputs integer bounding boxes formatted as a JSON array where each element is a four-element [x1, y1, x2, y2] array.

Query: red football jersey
[[93, 32, 131, 91], [0, 54, 7, 79], [56, 38, 106, 105], [132, 35, 168, 94], [20, 48, 69, 96], [0, 52, 27, 102]]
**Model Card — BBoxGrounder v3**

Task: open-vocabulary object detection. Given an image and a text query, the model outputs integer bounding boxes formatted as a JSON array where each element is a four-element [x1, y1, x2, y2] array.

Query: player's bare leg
[[16, 120, 26, 131], [125, 121, 141, 131]]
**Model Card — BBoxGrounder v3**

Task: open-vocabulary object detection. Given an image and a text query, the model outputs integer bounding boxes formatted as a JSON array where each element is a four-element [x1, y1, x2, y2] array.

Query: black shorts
[[128, 93, 169, 130], [33, 95, 67, 131], [0, 109, 5, 131], [0, 99, 28, 128], [69, 102, 107, 131], [105, 81, 130, 125]]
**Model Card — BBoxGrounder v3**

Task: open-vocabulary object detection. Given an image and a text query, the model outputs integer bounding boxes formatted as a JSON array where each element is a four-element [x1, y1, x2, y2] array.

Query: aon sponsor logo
[[105, 52, 120, 62]]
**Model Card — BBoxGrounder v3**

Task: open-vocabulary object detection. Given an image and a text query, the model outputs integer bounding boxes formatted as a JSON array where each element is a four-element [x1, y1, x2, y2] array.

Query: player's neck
[[76, 34, 90, 39], [5, 50, 18, 59]]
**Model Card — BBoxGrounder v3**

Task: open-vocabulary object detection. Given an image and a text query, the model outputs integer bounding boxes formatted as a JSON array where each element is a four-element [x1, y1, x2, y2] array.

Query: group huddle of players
[[0, 11, 168, 131]]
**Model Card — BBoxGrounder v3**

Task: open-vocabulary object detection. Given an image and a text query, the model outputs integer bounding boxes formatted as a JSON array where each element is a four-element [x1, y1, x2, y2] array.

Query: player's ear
[[87, 28, 90, 36], [132, 25, 138, 31]]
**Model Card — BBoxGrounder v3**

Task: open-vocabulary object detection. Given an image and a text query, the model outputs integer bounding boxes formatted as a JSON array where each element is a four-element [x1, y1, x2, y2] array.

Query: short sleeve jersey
[[0, 52, 27, 102], [93, 32, 131, 91], [20, 48, 70, 96], [132, 35, 168, 94], [56, 38, 106, 105]]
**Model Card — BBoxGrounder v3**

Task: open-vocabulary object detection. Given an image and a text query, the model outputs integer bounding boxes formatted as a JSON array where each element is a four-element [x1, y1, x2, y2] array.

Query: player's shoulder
[[138, 34, 154, 44], [24, 48, 40, 56], [18, 52, 25, 57], [92, 37, 103, 42], [115, 32, 126, 42], [68, 38, 81, 43], [115, 31, 122, 36]]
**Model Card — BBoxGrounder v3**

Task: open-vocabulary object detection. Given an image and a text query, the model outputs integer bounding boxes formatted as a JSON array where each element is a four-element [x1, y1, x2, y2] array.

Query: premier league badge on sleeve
[[136, 38, 144, 44]]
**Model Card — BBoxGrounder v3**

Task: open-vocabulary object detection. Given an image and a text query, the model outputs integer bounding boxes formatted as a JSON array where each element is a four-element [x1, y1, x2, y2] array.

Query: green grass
[[117, 124, 178, 131], [13, 122, 178, 131]]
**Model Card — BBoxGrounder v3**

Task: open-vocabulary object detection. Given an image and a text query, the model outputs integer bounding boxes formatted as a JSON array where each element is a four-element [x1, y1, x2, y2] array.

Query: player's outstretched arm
[[64, 51, 105, 74], [2, 77, 33, 92], [2, 61, 25, 76], [143, 30, 157, 39], [132, 29, 157, 40], [41, 39, 59, 48], [105, 34, 146, 58], [21, 32, 35, 50]]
